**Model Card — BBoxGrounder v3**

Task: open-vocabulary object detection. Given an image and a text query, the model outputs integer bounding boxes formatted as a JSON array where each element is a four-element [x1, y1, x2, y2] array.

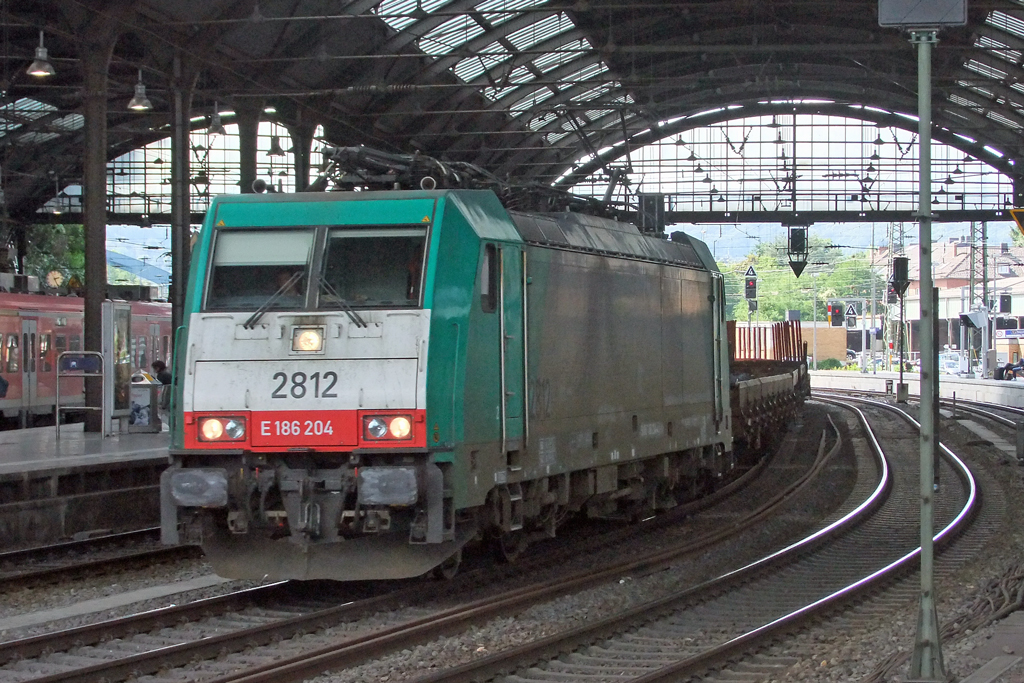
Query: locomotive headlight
[[389, 416, 411, 438], [199, 416, 246, 442], [366, 417, 389, 439], [292, 327, 324, 352], [201, 418, 224, 441], [224, 419, 246, 439], [363, 415, 414, 441]]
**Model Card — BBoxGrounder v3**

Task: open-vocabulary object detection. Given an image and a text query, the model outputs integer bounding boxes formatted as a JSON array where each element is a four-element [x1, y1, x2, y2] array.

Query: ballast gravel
[[0, 561, 263, 642], [304, 406, 1024, 683], [4, 402, 1024, 683]]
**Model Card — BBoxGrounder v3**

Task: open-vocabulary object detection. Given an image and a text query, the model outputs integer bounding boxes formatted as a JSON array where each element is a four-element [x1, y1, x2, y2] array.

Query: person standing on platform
[[151, 360, 172, 385], [151, 360, 172, 427]]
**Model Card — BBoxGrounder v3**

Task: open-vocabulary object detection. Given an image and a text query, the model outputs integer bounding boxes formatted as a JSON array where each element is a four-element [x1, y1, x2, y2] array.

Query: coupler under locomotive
[[161, 451, 472, 581]]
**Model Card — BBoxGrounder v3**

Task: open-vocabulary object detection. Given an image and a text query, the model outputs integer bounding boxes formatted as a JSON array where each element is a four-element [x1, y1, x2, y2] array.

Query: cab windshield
[[206, 229, 313, 311], [319, 226, 426, 309]]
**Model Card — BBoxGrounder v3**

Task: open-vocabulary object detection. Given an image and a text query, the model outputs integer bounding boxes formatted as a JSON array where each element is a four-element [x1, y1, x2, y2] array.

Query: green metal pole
[[910, 28, 946, 682]]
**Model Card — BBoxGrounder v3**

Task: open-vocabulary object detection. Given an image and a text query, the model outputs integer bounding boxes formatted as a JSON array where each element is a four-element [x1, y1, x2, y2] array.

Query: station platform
[[811, 369, 1024, 407], [0, 424, 169, 548], [0, 423, 169, 477]]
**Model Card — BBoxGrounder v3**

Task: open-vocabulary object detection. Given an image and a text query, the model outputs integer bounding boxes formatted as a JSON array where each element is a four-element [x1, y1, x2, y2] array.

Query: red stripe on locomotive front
[[183, 409, 427, 451]]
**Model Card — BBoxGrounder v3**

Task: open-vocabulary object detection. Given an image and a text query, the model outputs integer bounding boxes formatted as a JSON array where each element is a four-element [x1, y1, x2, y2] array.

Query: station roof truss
[[2, 0, 1024, 223]]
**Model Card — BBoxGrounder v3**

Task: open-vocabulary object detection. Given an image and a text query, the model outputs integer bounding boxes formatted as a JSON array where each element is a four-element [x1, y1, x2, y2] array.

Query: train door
[[499, 245, 525, 463], [150, 324, 161, 366], [21, 318, 37, 422], [711, 273, 725, 426]]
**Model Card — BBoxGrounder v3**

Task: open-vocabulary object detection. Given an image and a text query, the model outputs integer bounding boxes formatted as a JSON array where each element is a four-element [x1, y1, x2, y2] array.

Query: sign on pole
[[745, 266, 757, 278], [997, 329, 1024, 339], [878, 0, 966, 27]]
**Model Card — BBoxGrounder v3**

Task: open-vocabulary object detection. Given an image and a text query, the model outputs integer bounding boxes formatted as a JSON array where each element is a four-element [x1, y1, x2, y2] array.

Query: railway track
[[0, 528, 201, 591], [375, 397, 976, 683], [940, 394, 1024, 425], [0, 405, 843, 683]]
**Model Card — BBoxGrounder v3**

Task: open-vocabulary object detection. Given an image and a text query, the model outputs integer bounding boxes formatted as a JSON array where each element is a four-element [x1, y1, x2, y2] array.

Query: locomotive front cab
[[163, 194, 466, 580]]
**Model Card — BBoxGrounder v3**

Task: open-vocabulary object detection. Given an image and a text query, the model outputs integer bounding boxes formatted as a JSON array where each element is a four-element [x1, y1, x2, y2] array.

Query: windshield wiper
[[319, 278, 367, 328], [243, 271, 303, 329]]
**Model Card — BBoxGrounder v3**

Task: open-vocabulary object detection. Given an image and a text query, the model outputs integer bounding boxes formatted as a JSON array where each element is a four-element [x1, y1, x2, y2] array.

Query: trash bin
[[129, 378, 162, 432], [885, 379, 893, 394]]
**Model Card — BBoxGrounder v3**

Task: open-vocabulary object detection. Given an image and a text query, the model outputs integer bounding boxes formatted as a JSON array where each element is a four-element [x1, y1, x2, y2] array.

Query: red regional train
[[0, 288, 172, 427]]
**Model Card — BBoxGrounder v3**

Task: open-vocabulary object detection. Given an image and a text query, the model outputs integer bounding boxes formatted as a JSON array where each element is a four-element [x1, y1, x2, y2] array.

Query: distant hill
[[107, 250, 170, 285], [670, 219, 1017, 263]]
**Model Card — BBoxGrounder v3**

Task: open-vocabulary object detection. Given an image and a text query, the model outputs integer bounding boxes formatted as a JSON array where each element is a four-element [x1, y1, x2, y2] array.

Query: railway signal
[[744, 277, 757, 299], [829, 302, 845, 326], [890, 256, 909, 299], [845, 302, 858, 329]]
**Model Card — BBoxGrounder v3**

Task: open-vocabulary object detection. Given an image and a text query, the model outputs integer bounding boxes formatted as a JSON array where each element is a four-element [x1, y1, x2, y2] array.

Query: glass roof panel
[[572, 84, 614, 105], [0, 97, 57, 140], [483, 84, 516, 100], [528, 111, 558, 130], [560, 63, 610, 92], [16, 132, 60, 145], [476, 0, 549, 27], [482, 64, 539, 99], [987, 111, 1022, 129], [375, 0, 449, 32], [958, 79, 996, 100], [509, 86, 555, 114], [372, 1, 627, 152], [964, 59, 1008, 81], [976, 35, 1023, 65], [507, 64, 537, 84], [506, 13, 574, 52], [987, 11, 1024, 39], [419, 14, 486, 55], [949, 92, 986, 112], [51, 113, 84, 133], [531, 39, 591, 73], [452, 42, 510, 82]]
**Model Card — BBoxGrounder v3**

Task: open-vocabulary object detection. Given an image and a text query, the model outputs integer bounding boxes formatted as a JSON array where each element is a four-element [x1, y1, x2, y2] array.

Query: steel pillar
[[909, 28, 946, 682], [170, 54, 196, 347], [78, 25, 118, 432], [235, 101, 262, 193], [290, 122, 316, 191]]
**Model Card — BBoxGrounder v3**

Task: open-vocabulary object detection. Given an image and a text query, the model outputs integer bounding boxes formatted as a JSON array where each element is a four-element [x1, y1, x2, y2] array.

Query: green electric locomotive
[[161, 188, 732, 580]]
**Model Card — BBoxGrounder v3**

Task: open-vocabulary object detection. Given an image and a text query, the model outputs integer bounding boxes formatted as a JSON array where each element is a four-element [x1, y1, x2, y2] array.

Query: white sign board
[[878, 0, 967, 27], [845, 303, 858, 317], [745, 266, 757, 278], [996, 329, 1024, 338]]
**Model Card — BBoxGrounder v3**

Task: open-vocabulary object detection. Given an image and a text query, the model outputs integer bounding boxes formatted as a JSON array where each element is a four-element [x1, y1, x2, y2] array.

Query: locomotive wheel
[[492, 530, 527, 564], [432, 548, 462, 580]]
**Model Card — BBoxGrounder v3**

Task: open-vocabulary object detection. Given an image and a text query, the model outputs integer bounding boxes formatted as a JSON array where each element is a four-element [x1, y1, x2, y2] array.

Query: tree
[[720, 235, 886, 323], [1012, 225, 1024, 248], [23, 223, 86, 285]]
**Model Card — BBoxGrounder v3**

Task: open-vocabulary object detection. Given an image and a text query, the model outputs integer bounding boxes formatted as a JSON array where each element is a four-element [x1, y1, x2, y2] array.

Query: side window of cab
[[480, 244, 498, 313]]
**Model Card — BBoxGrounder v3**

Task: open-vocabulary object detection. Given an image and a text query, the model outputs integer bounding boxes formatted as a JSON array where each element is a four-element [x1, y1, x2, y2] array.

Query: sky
[[106, 224, 172, 283], [671, 220, 1019, 262], [107, 219, 1019, 279]]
